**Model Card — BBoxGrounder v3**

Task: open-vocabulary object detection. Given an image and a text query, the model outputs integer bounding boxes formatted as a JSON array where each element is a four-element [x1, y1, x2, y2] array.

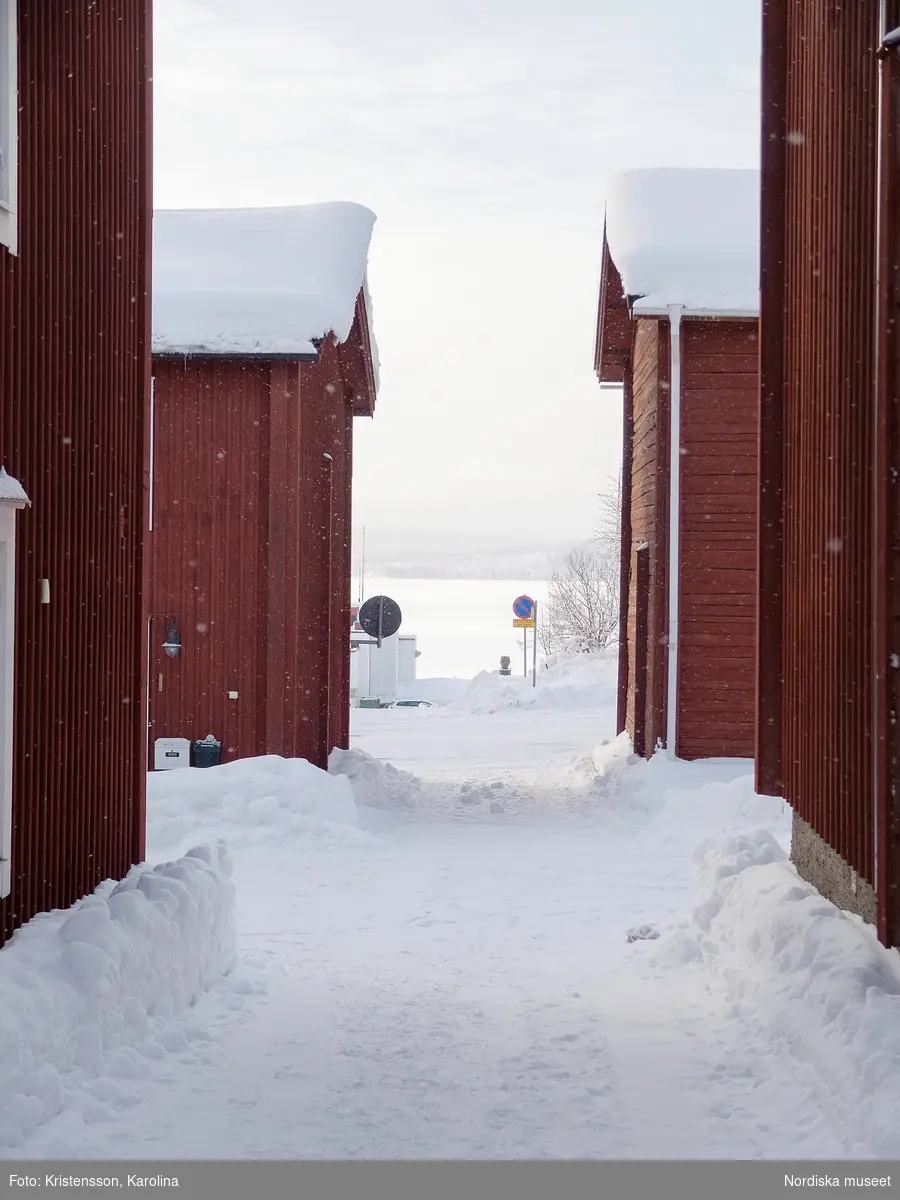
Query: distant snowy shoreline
[[362, 564, 552, 581]]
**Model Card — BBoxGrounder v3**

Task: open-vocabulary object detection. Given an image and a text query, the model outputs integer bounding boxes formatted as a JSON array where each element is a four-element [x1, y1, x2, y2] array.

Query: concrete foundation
[[791, 814, 877, 926]]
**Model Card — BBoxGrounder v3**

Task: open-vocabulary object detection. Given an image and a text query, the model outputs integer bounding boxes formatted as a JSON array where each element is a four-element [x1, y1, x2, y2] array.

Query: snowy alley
[[3, 654, 900, 1160]]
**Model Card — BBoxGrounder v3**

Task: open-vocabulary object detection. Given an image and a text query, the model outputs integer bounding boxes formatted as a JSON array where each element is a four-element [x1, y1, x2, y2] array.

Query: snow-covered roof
[[0, 468, 29, 505], [152, 202, 378, 360], [604, 169, 760, 316]]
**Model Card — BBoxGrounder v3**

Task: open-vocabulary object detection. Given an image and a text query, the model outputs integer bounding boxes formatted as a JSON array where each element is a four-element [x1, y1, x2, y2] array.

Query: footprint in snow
[[626, 924, 660, 943]]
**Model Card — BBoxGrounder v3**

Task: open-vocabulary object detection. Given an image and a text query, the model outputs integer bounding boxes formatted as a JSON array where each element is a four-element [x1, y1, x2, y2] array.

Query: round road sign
[[358, 595, 403, 640], [512, 594, 535, 619]]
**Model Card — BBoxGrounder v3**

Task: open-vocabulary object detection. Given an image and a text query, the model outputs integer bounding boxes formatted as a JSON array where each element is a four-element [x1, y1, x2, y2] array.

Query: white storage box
[[154, 737, 191, 770]]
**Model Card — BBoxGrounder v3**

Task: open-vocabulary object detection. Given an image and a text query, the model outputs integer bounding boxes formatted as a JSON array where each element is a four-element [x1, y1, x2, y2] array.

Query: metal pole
[[523, 624, 528, 677], [359, 527, 366, 606], [532, 603, 537, 687]]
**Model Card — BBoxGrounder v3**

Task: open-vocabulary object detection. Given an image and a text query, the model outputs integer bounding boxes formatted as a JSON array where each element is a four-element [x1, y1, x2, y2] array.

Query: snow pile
[[328, 747, 422, 811], [655, 831, 900, 1155], [572, 737, 790, 843], [399, 678, 473, 706], [604, 168, 760, 315], [0, 845, 235, 1150], [445, 650, 618, 716], [152, 202, 377, 358], [147, 755, 360, 857], [0, 467, 29, 505]]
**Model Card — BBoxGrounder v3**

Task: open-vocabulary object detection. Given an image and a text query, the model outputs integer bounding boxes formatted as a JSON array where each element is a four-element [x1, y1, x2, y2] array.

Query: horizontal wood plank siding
[[677, 320, 759, 760]]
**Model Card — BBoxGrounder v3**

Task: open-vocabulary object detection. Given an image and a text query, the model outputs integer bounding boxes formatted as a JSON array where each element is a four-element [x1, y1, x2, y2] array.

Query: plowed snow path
[[21, 710, 850, 1159]]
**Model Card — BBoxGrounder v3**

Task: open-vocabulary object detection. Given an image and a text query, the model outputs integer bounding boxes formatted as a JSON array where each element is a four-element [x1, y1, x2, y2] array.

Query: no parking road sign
[[511, 594, 538, 688], [512, 594, 535, 620]]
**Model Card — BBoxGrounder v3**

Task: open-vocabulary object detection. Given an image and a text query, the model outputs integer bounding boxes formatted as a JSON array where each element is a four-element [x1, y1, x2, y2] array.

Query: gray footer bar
[[2, 1162, 898, 1200]]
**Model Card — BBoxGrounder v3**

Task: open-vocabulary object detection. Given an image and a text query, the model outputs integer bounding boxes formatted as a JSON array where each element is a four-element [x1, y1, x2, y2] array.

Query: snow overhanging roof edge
[[603, 167, 761, 318], [151, 201, 378, 359]]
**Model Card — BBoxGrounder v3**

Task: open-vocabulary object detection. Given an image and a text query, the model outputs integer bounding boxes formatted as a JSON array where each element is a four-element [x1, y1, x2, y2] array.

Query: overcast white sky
[[153, 0, 761, 551]]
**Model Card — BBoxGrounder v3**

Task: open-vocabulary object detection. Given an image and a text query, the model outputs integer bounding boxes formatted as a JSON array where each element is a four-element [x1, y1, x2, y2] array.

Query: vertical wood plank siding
[[626, 319, 670, 756], [616, 364, 634, 735], [759, 0, 882, 886], [677, 321, 759, 759], [149, 359, 270, 761], [757, 0, 788, 796], [880, 18, 900, 944], [0, 3, 152, 946], [149, 335, 359, 771]]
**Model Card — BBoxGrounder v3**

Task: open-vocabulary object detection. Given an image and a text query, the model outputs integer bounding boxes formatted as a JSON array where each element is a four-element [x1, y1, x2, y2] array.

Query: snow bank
[[0, 467, 29, 505], [605, 168, 759, 315], [152, 202, 377, 357], [0, 845, 235, 1150], [328, 747, 422, 812], [399, 677, 473, 706], [654, 831, 900, 1155], [597, 745, 789, 837], [444, 650, 618, 716], [148, 755, 361, 857]]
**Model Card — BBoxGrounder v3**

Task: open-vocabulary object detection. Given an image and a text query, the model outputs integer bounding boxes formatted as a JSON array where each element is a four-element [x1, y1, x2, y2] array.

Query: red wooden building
[[757, 0, 900, 946], [0, 3, 152, 946], [149, 204, 378, 771], [595, 169, 760, 760]]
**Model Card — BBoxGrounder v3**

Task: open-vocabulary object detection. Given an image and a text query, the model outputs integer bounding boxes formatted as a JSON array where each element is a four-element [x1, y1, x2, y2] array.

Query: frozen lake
[[359, 577, 550, 680]]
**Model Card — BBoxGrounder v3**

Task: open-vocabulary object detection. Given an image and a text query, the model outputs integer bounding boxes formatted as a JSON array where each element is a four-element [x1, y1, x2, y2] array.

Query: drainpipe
[[665, 305, 684, 756], [324, 452, 335, 763]]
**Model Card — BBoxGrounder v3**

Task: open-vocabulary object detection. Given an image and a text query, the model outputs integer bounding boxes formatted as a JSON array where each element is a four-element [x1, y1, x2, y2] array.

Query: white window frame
[[0, 0, 18, 256], [0, 492, 27, 898]]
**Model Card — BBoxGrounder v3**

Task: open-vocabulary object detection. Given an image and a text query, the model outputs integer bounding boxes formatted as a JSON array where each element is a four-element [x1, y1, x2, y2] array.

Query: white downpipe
[[665, 306, 683, 756], [148, 376, 155, 533]]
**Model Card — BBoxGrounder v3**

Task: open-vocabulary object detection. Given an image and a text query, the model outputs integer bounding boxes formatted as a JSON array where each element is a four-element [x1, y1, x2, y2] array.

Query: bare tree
[[540, 479, 621, 657], [594, 473, 622, 554]]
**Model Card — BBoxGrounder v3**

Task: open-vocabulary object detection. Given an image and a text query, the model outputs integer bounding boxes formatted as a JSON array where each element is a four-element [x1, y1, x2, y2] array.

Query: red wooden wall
[[624, 319, 669, 757], [149, 332, 359, 771], [677, 320, 759, 760], [759, 0, 900, 943], [0, 3, 152, 946], [758, 0, 879, 884], [614, 316, 758, 763], [880, 9, 900, 946]]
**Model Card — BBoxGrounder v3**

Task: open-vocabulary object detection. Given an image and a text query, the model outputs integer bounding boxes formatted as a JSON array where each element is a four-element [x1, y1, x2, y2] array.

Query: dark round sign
[[358, 595, 402, 641]]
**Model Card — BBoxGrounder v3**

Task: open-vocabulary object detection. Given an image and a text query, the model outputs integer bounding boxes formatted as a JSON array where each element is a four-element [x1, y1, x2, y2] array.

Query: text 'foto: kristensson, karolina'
[[9, 1176, 179, 1189]]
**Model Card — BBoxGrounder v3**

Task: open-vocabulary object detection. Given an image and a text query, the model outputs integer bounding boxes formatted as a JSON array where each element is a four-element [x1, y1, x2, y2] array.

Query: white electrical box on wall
[[154, 737, 190, 770]]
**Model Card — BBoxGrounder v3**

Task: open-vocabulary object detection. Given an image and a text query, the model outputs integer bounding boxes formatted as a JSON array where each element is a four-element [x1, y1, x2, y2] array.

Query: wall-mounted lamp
[[162, 617, 182, 659]]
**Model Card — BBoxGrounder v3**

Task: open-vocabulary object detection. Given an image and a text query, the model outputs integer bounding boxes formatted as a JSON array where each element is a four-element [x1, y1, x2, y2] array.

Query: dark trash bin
[[192, 735, 222, 768]]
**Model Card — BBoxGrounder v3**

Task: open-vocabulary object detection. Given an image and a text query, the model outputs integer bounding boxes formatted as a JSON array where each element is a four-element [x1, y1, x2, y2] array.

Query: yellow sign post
[[511, 595, 538, 685]]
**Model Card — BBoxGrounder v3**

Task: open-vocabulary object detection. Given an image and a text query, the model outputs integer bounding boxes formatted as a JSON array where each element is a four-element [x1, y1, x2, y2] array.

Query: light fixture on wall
[[162, 617, 181, 659]]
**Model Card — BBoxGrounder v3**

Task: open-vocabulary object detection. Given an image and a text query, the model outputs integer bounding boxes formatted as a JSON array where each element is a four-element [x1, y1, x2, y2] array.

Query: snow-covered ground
[[3, 651, 900, 1159]]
